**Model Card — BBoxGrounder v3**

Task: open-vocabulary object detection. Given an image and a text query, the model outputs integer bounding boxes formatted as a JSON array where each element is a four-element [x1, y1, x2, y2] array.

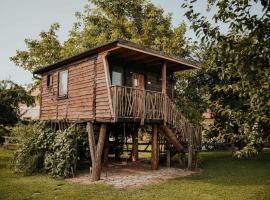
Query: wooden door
[[132, 73, 145, 117], [132, 73, 145, 89]]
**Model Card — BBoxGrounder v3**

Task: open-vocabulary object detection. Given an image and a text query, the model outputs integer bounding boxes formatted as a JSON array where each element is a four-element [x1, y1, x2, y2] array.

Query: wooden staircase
[[110, 85, 202, 168], [161, 95, 202, 153]]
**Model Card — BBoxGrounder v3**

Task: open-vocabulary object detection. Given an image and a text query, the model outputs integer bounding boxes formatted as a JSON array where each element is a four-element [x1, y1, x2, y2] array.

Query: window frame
[[46, 74, 53, 88], [58, 70, 68, 99], [111, 65, 124, 86]]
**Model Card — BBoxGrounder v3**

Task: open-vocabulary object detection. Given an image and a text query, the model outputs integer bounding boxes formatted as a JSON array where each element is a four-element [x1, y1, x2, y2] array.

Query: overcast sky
[[0, 0, 262, 85]]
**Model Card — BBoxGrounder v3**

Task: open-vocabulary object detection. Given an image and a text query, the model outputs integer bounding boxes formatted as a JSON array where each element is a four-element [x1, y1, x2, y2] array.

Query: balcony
[[110, 85, 202, 148]]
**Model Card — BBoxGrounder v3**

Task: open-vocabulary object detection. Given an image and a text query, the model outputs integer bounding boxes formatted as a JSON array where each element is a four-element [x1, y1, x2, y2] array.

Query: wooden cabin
[[34, 39, 202, 181]]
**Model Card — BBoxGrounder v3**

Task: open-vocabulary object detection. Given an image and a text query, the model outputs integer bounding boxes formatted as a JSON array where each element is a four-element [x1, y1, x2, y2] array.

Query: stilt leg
[[87, 122, 107, 181], [132, 127, 139, 162], [151, 125, 159, 170]]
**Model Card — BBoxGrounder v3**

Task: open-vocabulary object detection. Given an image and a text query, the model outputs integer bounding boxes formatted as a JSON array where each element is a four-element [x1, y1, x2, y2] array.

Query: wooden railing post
[[162, 63, 167, 125]]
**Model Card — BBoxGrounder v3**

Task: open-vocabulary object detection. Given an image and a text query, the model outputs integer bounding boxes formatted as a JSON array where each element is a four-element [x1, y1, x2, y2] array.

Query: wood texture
[[151, 124, 159, 170], [131, 127, 139, 162], [87, 122, 107, 181]]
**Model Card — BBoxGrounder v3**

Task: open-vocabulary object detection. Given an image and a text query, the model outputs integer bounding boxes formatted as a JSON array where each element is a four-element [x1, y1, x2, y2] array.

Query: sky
[[0, 0, 262, 85]]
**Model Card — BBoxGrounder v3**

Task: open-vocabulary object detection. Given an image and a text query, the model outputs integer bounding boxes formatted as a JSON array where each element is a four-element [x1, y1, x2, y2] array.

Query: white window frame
[[58, 70, 68, 98]]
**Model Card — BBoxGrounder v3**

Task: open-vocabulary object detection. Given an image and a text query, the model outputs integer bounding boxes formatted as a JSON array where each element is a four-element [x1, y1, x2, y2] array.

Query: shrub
[[0, 125, 11, 144], [12, 122, 89, 178], [12, 122, 53, 175], [204, 137, 227, 151], [45, 126, 78, 178]]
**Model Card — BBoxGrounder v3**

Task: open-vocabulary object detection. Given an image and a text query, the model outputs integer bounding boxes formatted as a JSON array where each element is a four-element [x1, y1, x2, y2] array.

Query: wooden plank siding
[[40, 55, 113, 122]]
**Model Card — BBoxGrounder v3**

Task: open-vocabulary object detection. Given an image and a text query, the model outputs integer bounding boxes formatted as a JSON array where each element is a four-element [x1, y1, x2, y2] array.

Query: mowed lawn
[[0, 148, 270, 200]]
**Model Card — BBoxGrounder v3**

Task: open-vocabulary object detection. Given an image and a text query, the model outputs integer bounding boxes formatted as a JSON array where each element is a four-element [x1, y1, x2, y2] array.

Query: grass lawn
[[0, 148, 270, 200]]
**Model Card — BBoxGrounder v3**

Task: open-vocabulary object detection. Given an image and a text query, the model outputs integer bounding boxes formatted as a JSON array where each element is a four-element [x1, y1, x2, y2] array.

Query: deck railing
[[110, 85, 202, 148]]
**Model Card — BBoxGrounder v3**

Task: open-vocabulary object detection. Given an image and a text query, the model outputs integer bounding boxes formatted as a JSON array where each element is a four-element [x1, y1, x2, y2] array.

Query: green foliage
[[44, 125, 87, 178], [183, 0, 270, 157], [0, 125, 11, 144], [2, 148, 270, 200], [174, 70, 207, 125], [12, 122, 88, 178], [11, 0, 189, 73], [10, 23, 63, 73], [12, 122, 51, 175], [0, 80, 34, 126]]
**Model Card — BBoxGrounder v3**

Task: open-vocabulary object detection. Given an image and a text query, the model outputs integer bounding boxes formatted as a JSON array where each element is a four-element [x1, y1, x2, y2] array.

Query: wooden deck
[[110, 85, 202, 149]]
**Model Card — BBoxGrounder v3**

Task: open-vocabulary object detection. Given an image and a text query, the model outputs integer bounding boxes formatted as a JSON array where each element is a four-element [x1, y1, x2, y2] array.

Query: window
[[47, 74, 53, 87], [111, 65, 123, 86], [58, 70, 68, 97]]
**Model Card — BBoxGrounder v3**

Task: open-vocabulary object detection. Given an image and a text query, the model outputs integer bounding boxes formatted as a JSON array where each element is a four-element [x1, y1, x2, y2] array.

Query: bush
[[12, 122, 53, 175], [12, 122, 89, 178], [204, 137, 227, 151], [0, 125, 11, 144], [45, 126, 78, 178]]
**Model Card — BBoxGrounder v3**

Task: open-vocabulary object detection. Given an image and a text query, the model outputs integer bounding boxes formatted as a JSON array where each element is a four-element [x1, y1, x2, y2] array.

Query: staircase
[[162, 95, 202, 153], [110, 85, 202, 166]]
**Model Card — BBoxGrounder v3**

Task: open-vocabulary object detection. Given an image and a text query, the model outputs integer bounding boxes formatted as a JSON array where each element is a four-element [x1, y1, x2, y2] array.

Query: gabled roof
[[33, 39, 200, 74]]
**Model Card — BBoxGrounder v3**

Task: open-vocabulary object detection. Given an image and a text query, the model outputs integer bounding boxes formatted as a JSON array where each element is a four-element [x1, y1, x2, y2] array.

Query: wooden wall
[[40, 54, 113, 122], [40, 52, 174, 122]]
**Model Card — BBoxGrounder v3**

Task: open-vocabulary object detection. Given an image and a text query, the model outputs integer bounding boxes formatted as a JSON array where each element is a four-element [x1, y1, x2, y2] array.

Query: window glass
[[58, 70, 68, 97], [111, 65, 123, 86], [47, 74, 53, 87]]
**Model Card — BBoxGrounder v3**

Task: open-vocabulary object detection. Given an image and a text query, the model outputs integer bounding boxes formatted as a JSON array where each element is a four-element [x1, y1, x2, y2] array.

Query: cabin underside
[[49, 120, 201, 181]]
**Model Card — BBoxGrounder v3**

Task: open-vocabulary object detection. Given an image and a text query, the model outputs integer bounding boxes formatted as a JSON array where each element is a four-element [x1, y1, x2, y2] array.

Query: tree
[[182, 0, 270, 157], [11, 0, 189, 73], [0, 80, 34, 125]]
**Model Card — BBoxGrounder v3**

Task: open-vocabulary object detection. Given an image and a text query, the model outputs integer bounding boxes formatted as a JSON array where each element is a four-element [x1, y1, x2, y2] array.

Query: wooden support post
[[131, 127, 139, 162], [162, 63, 167, 124], [162, 63, 167, 94], [151, 125, 159, 170], [166, 141, 171, 168], [160, 125, 185, 152], [87, 122, 107, 181]]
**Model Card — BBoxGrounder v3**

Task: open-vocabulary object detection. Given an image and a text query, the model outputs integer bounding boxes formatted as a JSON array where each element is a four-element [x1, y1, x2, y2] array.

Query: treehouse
[[34, 39, 202, 181]]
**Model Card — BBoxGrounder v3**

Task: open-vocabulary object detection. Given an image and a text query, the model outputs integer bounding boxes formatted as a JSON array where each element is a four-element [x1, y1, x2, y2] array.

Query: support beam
[[151, 125, 159, 170], [131, 127, 139, 162], [160, 125, 185, 153], [87, 122, 107, 181], [162, 63, 167, 94]]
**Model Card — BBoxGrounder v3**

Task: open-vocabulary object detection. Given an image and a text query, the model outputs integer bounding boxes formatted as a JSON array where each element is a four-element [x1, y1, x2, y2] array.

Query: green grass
[[0, 148, 270, 200]]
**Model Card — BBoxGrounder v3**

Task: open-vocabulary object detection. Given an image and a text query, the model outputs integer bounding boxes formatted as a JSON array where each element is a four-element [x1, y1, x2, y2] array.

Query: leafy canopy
[[0, 80, 34, 125], [183, 0, 270, 157], [11, 0, 189, 73]]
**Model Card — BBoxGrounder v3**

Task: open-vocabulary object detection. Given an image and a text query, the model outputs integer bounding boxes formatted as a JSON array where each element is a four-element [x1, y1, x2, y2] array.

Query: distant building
[[19, 86, 40, 120]]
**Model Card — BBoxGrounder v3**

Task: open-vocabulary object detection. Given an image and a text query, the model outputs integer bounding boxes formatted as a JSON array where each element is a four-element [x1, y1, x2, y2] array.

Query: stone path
[[66, 162, 196, 189]]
